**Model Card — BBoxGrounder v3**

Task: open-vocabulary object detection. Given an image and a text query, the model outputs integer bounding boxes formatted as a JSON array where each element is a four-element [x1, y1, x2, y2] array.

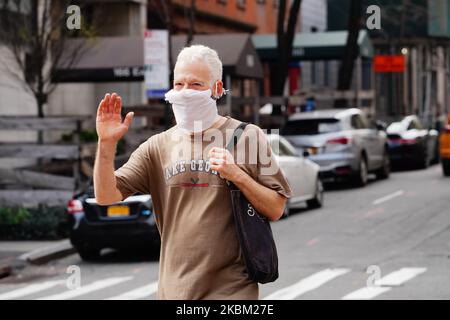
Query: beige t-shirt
[[114, 116, 292, 300]]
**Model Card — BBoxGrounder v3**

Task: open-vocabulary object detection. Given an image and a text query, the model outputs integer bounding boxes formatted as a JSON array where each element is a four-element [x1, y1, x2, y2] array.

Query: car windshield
[[281, 118, 342, 135]]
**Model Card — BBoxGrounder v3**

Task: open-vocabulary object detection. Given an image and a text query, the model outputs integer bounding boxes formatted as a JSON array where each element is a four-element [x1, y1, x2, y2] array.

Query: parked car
[[440, 114, 450, 176], [267, 134, 324, 217], [67, 182, 160, 261], [386, 115, 439, 169], [280, 108, 390, 187]]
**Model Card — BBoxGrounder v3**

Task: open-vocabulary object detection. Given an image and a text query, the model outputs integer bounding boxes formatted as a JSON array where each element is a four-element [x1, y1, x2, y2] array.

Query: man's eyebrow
[[174, 77, 205, 83]]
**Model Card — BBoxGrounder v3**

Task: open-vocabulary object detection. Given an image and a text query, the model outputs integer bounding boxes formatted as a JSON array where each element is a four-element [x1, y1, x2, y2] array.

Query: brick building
[[149, 0, 300, 34]]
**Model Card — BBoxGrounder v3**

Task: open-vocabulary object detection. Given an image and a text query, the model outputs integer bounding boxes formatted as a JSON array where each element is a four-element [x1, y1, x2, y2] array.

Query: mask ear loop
[[213, 82, 231, 100]]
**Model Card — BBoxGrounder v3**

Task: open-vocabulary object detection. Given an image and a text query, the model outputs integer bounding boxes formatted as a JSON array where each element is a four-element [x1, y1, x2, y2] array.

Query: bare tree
[[0, 0, 94, 118], [271, 0, 302, 115], [334, 0, 363, 108], [184, 0, 197, 46]]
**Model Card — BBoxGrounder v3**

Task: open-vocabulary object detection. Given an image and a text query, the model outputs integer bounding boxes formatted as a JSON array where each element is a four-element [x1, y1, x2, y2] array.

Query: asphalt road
[[1, 164, 449, 300]]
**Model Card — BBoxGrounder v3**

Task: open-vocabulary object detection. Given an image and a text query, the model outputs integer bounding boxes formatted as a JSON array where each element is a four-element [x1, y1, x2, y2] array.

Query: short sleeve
[[235, 124, 292, 199], [114, 139, 152, 200]]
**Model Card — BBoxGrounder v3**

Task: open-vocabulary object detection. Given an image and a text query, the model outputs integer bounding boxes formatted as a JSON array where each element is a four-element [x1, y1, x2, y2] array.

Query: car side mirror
[[303, 150, 310, 157]]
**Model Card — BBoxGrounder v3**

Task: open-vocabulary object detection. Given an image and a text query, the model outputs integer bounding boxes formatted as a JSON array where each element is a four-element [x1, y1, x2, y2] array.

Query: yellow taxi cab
[[440, 113, 450, 176]]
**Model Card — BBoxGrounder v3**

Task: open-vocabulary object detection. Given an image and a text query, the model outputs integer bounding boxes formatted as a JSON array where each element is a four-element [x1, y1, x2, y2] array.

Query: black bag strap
[[225, 122, 248, 189], [226, 122, 248, 153]]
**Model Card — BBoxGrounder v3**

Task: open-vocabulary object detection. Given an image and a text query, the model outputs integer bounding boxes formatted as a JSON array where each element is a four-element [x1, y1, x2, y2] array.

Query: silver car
[[267, 134, 324, 217], [281, 108, 390, 186]]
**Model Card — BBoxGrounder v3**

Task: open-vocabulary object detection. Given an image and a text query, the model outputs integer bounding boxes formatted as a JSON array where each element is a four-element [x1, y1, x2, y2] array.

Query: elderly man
[[94, 45, 292, 300]]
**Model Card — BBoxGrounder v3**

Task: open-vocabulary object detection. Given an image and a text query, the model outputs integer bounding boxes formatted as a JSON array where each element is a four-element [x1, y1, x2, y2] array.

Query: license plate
[[107, 205, 130, 217]]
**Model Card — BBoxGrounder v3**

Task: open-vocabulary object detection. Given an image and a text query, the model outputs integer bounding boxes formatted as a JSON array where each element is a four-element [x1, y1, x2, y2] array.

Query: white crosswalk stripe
[[342, 268, 427, 300], [263, 268, 350, 300], [0, 280, 65, 300], [37, 276, 133, 300], [105, 281, 158, 300], [0, 266, 428, 300]]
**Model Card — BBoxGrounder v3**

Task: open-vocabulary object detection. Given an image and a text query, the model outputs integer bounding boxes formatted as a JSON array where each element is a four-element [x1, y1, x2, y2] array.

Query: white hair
[[174, 45, 223, 87]]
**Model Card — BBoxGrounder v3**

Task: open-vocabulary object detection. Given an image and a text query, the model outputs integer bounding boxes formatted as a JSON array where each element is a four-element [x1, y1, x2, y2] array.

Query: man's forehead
[[173, 73, 206, 82], [174, 61, 210, 81]]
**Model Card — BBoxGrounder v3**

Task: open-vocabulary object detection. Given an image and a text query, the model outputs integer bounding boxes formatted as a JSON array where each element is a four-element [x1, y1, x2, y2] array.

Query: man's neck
[[183, 115, 227, 136], [209, 115, 227, 130]]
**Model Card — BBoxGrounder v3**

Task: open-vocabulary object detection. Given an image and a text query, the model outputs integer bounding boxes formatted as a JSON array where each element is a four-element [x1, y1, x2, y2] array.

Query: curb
[[17, 239, 76, 265], [0, 239, 76, 278]]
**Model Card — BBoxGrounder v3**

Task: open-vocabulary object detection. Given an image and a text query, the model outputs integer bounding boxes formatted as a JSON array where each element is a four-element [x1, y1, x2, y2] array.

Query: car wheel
[[375, 150, 390, 180], [306, 178, 324, 209], [443, 160, 450, 176], [418, 149, 430, 169], [77, 246, 101, 261], [353, 156, 368, 187]]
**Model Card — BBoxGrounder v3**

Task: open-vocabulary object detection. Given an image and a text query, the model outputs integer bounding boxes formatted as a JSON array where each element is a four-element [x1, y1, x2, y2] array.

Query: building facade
[[328, 0, 450, 126]]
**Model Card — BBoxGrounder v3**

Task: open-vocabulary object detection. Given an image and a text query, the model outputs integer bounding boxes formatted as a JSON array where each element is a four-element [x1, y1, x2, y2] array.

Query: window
[[351, 115, 367, 129], [407, 119, 423, 130], [236, 0, 246, 10], [281, 119, 342, 136], [279, 140, 296, 157]]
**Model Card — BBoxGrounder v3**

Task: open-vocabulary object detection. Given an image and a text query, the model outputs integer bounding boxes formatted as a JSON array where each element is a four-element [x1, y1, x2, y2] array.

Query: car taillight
[[67, 199, 83, 214], [399, 138, 417, 145], [326, 137, 351, 145], [444, 125, 450, 133]]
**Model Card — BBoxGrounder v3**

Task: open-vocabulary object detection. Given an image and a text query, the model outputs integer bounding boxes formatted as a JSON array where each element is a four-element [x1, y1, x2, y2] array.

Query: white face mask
[[164, 86, 220, 134]]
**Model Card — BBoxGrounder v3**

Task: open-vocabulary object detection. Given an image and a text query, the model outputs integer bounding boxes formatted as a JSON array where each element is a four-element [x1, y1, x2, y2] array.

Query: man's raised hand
[[96, 93, 134, 143]]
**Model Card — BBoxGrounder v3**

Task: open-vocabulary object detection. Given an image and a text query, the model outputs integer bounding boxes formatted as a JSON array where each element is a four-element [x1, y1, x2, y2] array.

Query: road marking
[[263, 268, 350, 300], [0, 280, 65, 300], [374, 267, 427, 286], [342, 267, 427, 300], [342, 286, 392, 300], [105, 281, 158, 300], [373, 190, 404, 205], [37, 276, 133, 300]]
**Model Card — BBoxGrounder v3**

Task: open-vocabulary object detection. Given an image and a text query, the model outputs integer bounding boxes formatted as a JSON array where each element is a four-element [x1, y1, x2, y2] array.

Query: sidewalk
[[0, 240, 75, 278]]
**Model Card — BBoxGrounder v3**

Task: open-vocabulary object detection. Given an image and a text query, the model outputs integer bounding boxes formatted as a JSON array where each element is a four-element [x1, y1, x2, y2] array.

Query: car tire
[[77, 246, 101, 261], [418, 149, 430, 169], [375, 150, 390, 180], [306, 178, 324, 209], [443, 160, 450, 176], [353, 155, 368, 187]]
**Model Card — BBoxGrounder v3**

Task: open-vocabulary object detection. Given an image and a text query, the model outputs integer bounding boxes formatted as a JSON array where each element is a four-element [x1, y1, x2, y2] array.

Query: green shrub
[[0, 206, 69, 240]]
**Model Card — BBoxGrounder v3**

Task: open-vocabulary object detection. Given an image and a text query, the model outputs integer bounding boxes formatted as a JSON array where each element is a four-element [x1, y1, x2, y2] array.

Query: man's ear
[[214, 81, 224, 98]]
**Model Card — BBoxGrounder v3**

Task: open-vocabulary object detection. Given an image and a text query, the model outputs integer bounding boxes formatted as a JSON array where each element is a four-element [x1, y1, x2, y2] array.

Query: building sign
[[144, 29, 170, 98], [373, 55, 405, 73]]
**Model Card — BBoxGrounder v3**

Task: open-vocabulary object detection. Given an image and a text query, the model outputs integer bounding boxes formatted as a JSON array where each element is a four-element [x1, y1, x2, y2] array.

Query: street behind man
[[94, 45, 292, 299]]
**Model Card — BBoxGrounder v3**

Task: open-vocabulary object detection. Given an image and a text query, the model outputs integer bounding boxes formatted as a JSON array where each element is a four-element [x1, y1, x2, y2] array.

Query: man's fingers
[[109, 93, 117, 114], [104, 93, 111, 114], [97, 98, 106, 117], [123, 112, 134, 128], [114, 95, 122, 115], [209, 158, 224, 165]]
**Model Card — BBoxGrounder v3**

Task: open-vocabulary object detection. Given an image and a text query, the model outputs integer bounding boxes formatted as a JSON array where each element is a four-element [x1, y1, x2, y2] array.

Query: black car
[[386, 115, 439, 169], [67, 182, 160, 261]]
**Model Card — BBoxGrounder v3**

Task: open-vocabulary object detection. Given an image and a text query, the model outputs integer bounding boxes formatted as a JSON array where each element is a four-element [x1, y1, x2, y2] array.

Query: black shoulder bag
[[225, 122, 279, 284]]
